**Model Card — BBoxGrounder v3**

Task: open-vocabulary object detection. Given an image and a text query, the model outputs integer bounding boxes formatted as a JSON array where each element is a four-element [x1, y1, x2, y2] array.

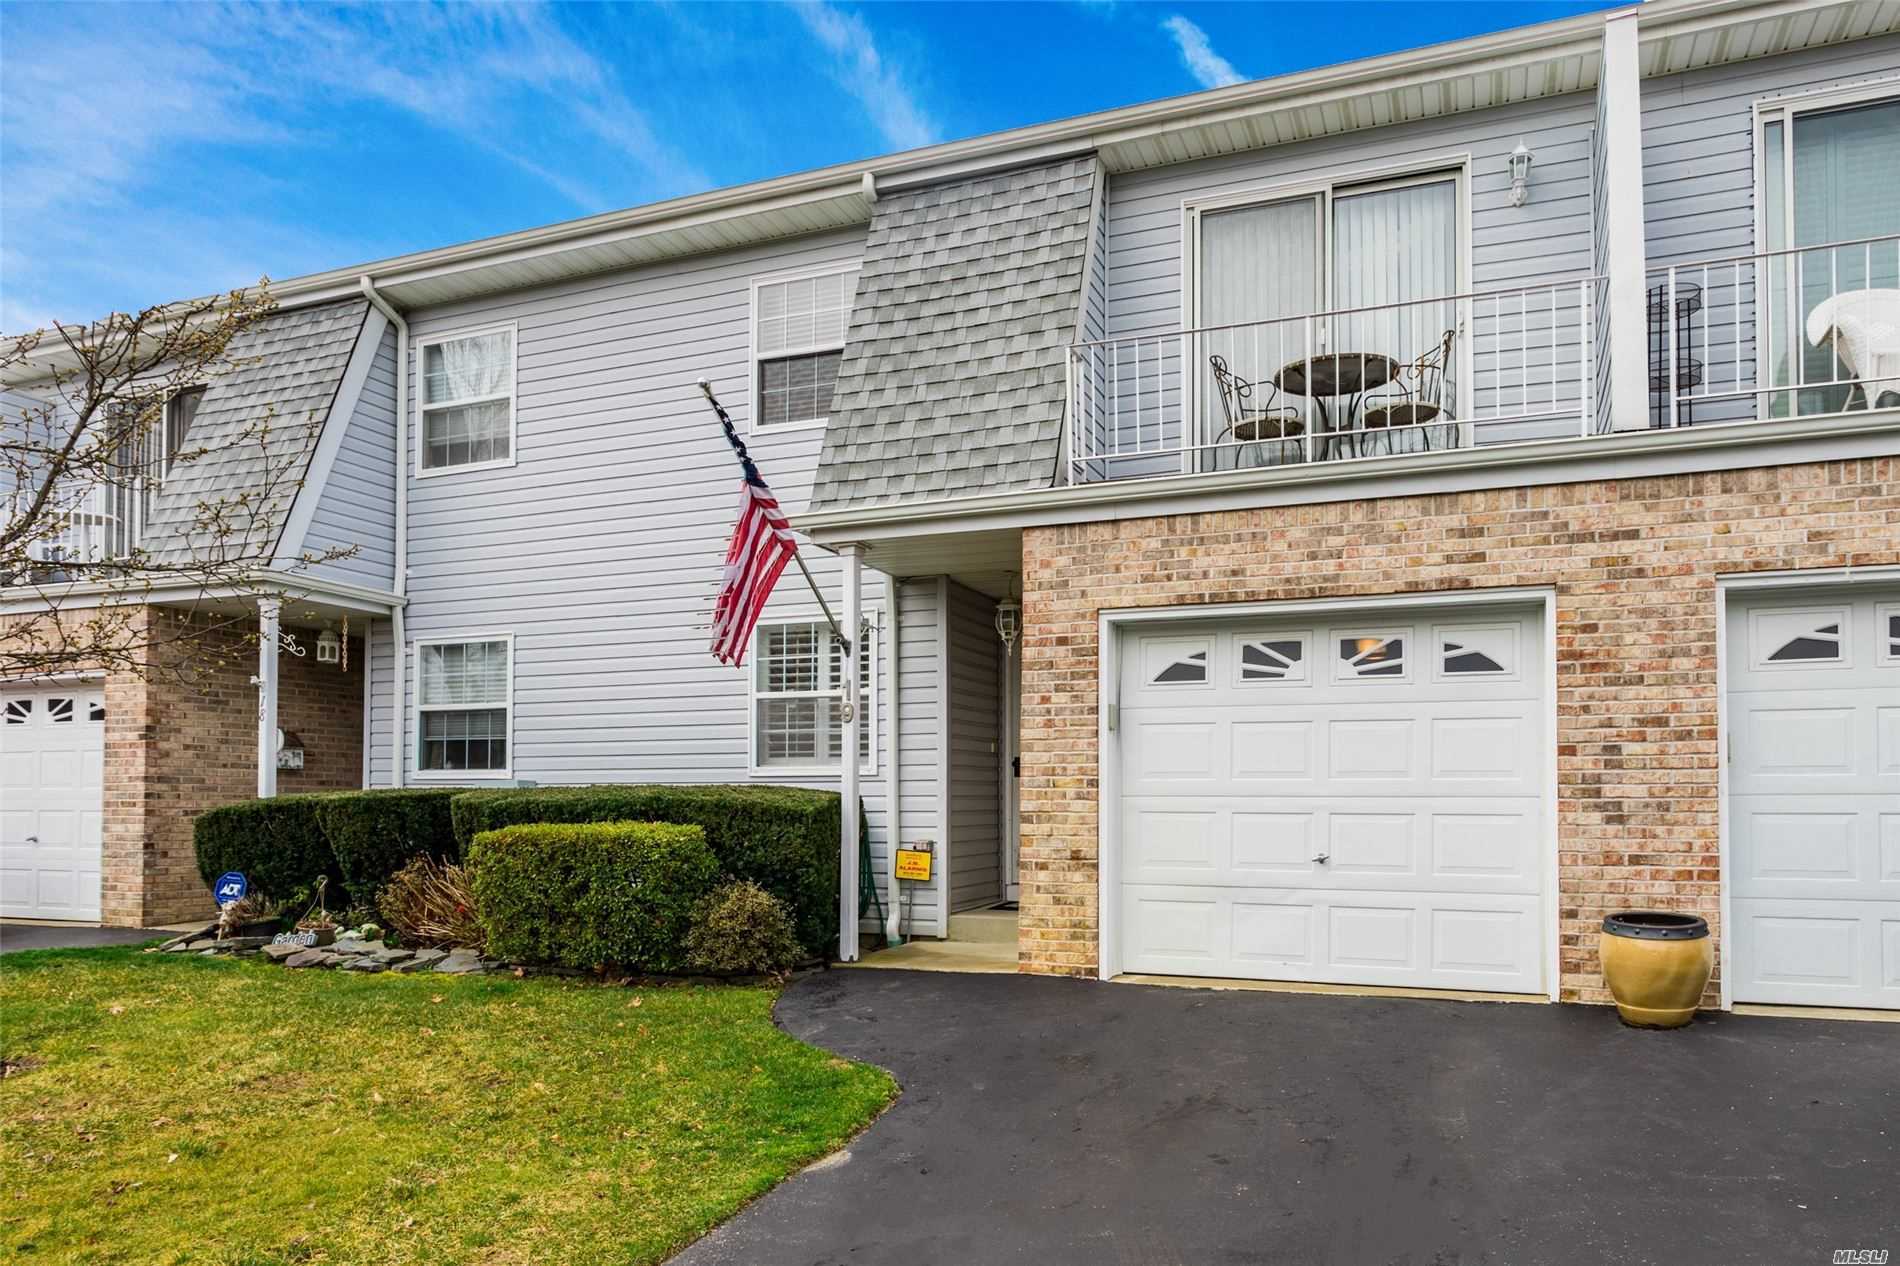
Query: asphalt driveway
[[674, 969, 1898, 1266], [0, 922, 165, 953]]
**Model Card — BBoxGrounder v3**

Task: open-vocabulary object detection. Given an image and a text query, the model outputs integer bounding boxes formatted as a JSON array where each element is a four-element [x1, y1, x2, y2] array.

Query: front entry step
[[947, 908, 1019, 945]]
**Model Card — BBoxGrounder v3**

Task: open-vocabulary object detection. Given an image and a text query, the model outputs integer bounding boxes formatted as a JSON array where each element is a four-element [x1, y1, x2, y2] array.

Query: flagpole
[[697, 377, 850, 653]]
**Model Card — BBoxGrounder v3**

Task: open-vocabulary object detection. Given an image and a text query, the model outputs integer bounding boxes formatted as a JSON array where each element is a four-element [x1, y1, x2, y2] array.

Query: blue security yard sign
[[214, 872, 249, 905]]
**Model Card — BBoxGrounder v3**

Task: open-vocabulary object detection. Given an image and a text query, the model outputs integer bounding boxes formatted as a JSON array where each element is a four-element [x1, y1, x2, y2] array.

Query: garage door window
[[1239, 637, 1306, 682], [47, 698, 73, 723], [1437, 624, 1517, 677], [1142, 638, 1212, 686], [1753, 608, 1845, 666], [1337, 633, 1406, 679], [4, 700, 27, 724], [1877, 606, 1899, 661]]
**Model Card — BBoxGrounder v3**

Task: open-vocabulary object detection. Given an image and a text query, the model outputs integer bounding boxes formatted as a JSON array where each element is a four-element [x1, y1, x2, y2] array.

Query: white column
[[839, 544, 862, 962], [256, 597, 280, 799], [1600, 7, 1651, 430], [360, 617, 373, 788], [883, 574, 904, 945]]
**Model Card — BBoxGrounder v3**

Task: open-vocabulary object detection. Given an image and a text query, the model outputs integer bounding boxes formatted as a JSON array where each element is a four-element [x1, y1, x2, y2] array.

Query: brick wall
[[1018, 458, 1900, 1003], [103, 606, 365, 926]]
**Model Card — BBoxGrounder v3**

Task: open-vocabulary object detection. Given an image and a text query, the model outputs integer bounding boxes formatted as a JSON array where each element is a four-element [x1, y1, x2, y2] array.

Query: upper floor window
[[161, 386, 205, 476], [416, 636, 512, 775], [419, 327, 515, 472], [752, 269, 857, 430]]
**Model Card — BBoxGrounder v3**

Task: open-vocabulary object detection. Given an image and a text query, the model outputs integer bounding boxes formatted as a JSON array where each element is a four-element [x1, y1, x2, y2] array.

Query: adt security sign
[[214, 872, 249, 905]]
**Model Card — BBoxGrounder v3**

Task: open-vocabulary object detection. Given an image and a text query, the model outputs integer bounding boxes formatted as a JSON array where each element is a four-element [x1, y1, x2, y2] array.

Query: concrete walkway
[[0, 922, 167, 953], [673, 968, 1899, 1265]]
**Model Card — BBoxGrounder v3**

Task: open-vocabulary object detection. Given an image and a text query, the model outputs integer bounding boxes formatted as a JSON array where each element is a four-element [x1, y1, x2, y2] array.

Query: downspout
[[358, 276, 408, 787]]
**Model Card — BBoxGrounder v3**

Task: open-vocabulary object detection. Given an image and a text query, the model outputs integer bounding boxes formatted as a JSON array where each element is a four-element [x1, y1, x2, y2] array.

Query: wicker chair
[[1209, 354, 1305, 467], [1361, 328, 1458, 454]]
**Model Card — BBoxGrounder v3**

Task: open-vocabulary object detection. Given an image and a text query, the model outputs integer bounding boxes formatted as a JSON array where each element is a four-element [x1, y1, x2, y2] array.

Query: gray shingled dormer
[[143, 297, 370, 565], [810, 155, 1102, 512]]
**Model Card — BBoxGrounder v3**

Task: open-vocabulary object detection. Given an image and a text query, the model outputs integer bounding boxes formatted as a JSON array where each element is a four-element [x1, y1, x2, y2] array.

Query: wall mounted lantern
[[1508, 140, 1535, 207]]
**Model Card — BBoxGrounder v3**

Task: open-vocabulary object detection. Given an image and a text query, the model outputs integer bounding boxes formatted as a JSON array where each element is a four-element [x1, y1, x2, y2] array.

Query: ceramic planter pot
[[1600, 912, 1712, 1028]]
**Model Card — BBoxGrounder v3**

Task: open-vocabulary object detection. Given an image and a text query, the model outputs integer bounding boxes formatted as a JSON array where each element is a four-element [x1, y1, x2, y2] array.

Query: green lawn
[[0, 947, 894, 1265]]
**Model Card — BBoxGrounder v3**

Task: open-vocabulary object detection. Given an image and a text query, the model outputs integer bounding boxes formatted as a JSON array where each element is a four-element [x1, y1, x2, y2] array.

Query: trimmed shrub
[[450, 785, 849, 954], [686, 881, 802, 975], [313, 788, 461, 906], [468, 821, 720, 971], [193, 795, 340, 910]]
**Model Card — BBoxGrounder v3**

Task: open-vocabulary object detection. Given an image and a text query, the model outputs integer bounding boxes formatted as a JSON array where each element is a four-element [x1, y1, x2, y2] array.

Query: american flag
[[702, 382, 798, 666]]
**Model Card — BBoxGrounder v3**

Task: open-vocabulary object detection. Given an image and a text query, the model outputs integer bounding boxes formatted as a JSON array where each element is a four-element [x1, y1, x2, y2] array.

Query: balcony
[[1065, 234, 1899, 485], [11, 478, 143, 582]]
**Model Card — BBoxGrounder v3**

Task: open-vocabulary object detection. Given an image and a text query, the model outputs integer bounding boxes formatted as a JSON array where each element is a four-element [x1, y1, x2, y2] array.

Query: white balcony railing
[[16, 478, 142, 575], [1067, 276, 1601, 484], [1647, 232, 1900, 429]]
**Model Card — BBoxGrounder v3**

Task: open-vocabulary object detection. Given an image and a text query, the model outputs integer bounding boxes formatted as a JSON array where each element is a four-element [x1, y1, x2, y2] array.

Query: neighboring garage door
[[1116, 605, 1548, 993], [1727, 588, 1900, 1009], [0, 683, 107, 921]]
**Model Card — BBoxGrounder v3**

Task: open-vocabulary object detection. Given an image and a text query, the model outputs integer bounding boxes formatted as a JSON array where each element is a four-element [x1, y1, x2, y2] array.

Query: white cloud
[[792, 1, 938, 152], [0, 2, 708, 328], [1161, 15, 1244, 90]]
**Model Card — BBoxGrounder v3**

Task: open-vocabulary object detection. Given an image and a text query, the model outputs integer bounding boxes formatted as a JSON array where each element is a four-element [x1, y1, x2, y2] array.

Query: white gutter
[[358, 276, 408, 788]]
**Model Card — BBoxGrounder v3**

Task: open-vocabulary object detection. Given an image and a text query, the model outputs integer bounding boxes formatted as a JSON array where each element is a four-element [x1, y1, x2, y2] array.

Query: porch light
[[1507, 140, 1535, 207], [994, 596, 1021, 655], [315, 626, 341, 665]]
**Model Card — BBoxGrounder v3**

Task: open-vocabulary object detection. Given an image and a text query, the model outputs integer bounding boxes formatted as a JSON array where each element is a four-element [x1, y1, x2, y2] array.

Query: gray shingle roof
[[810, 156, 1100, 512], [144, 297, 368, 565]]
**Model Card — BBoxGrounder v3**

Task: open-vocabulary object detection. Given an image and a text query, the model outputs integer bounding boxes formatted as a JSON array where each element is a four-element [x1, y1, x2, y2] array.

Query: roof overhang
[[0, 569, 402, 621], [8, 0, 1896, 359]]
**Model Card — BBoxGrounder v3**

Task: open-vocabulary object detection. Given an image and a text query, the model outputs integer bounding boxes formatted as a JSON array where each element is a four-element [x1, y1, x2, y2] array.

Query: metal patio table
[[1273, 352, 1401, 460]]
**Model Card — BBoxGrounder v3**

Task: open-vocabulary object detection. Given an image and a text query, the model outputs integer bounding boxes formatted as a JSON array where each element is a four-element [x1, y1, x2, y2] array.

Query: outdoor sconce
[[315, 626, 341, 664], [1508, 140, 1535, 207], [994, 595, 1021, 655]]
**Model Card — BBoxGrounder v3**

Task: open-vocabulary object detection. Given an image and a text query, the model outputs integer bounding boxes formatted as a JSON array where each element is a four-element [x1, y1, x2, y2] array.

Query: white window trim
[[413, 322, 519, 479], [410, 631, 515, 781], [747, 606, 880, 778], [747, 263, 861, 435], [1749, 77, 1900, 420]]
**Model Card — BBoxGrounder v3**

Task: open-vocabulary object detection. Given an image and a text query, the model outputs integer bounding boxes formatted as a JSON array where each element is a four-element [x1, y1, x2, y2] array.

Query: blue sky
[[0, 0, 1614, 332]]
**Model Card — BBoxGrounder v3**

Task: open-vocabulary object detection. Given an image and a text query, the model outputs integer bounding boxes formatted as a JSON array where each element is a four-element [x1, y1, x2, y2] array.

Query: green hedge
[[450, 785, 849, 954], [312, 788, 461, 906], [468, 822, 720, 971], [193, 795, 341, 908]]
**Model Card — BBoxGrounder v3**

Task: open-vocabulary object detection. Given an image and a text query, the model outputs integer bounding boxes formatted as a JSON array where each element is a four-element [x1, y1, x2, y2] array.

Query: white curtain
[[1197, 198, 1319, 438], [1791, 99, 1900, 410], [423, 331, 511, 405], [1331, 178, 1458, 395]]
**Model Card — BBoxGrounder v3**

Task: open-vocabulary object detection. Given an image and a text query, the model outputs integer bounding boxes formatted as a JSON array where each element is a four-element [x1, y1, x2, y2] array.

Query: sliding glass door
[[1763, 95, 1900, 415], [1193, 171, 1462, 462]]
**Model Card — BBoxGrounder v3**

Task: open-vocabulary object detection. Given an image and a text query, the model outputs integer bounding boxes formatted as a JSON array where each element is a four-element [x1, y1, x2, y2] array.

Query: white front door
[[1727, 588, 1900, 1009], [1, 684, 107, 921], [1115, 605, 1547, 993]]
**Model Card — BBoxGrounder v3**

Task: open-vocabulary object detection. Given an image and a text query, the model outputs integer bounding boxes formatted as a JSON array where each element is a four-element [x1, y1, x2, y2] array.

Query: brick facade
[[101, 605, 365, 926], [1018, 458, 1900, 1003]]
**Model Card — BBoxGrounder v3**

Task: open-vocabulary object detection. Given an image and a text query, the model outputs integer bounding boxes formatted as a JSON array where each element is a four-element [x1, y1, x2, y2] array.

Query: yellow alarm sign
[[894, 848, 933, 882]]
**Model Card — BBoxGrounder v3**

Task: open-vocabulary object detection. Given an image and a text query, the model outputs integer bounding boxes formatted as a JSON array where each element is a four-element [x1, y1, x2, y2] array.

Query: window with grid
[[417, 639, 510, 773], [752, 618, 873, 770], [753, 270, 857, 429], [420, 329, 514, 470]]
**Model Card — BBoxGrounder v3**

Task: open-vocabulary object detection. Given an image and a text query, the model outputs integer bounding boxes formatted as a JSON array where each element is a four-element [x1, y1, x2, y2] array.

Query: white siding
[[1639, 33, 1900, 426], [366, 227, 954, 940], [946, 580, 1003, 913], [1102, 92, 1600, 451], [890, 577, 945, 938], [299, 325, 398, 588]]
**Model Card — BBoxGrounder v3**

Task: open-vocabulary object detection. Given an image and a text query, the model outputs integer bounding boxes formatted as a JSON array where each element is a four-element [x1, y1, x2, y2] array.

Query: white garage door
[[1, 684, 107, 921], [1116, 606, 1548, 993], [1727, 589, 1900, 1009]]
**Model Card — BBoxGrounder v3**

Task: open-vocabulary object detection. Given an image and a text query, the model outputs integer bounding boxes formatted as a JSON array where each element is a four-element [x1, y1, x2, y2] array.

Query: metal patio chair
[[1209, 354, 1305, 468]]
